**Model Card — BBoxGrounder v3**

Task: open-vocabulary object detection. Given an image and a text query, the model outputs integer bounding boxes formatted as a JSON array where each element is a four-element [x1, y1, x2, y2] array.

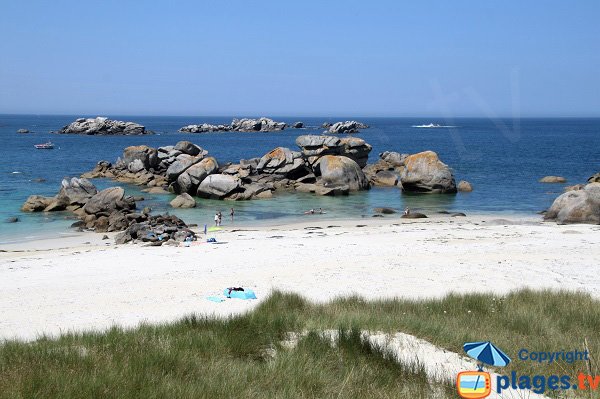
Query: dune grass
[[1, 289, 600, 398]]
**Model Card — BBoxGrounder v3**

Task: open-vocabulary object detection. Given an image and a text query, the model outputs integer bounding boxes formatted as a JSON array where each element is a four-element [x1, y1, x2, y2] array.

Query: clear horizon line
[[2, 112, 600, 119]]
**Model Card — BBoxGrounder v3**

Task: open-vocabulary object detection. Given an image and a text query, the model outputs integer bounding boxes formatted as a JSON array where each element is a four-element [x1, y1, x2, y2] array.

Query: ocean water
[[1, 115, 598, 243]]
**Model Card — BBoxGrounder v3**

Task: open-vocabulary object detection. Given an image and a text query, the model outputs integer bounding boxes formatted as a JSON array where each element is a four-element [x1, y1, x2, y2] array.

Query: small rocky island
[[179, 118, 369, 134], [179, 117, 287, 133], [57, 117, 148, 135]]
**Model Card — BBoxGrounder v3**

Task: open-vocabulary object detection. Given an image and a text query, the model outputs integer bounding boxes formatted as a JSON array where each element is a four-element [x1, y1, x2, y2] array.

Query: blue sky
[[1, 1, 599, 116]]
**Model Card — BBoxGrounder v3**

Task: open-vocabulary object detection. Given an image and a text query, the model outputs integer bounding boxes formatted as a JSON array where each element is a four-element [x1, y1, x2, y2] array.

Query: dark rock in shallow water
[[58, 117, 148, 135], [292, 122, 304, 128], [31, 178, 46, 183], [374, 207, 396, 214], [401, 212, 428, 219], [5, 217, 19, 223], [70, 220, 86, 228], [451, 212, 467, 217]]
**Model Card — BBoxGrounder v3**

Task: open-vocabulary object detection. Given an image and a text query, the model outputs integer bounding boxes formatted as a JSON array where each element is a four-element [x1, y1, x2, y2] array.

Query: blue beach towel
[[223, 288, 257, 300]]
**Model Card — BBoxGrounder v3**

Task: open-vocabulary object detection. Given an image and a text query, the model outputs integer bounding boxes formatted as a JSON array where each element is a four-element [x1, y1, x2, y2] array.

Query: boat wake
[[412, 123, 457, 128]]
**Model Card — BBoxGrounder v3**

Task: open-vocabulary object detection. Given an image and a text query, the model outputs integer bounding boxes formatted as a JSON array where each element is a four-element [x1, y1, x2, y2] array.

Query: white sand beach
[[1, 214, 599, 341]]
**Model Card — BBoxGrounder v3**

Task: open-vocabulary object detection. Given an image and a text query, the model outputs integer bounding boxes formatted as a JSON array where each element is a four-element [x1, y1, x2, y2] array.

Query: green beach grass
[[1, 289, 599, 398]]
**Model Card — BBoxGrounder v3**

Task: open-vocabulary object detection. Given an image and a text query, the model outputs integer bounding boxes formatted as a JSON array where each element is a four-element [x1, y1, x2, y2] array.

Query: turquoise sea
[[1, 115, 598, 244]]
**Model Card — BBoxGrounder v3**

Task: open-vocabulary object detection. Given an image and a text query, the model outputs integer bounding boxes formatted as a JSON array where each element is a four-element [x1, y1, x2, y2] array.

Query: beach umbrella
[[463, 341, 511, 367]]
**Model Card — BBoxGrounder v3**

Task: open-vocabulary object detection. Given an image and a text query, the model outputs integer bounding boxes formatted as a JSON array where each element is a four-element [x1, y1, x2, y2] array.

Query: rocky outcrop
[[313, 155, 370, 192], [58, 117, 148, 135], [22, 178, 196, 243], [539, 176, 566, 183], [179, 117, 286, 133], [83, 187, 135, 215], [170, 193, 196, 208], [363, 151, 456, 193], [587, 172, 600, 184], [292, 122, 304, 128], [295, 135, 372, 167], [17, 129, 29, 134], [399, 151, 456, 193], [21, 195, 54, 212], [544, 183, 600, 224], [58, 177, 98, 205], [326, 121, 369, 134], [197, 174, 242, 199]]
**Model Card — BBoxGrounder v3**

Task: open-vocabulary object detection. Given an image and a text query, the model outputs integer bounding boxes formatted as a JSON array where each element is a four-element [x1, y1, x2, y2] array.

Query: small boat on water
[[34, 142, 55, 149]]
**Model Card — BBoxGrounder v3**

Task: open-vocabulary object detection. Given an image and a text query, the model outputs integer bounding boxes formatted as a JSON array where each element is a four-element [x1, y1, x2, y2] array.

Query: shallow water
[[1, 115, 598, 243]]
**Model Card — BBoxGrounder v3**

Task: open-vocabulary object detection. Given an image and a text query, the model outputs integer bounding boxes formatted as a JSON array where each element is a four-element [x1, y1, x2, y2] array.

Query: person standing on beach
[[214, 212, 219, 226], [217, 211, 222, 226], [230, 208, 235, 222]]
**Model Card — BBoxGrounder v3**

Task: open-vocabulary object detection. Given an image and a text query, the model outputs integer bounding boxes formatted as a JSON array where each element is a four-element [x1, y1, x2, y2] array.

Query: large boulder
[[122, 145, 159, 170], [313, 155, 370, 191], [83, 187, 135, 215], [197, 174, 242, 199], [170, 193, 197, 208], [21, 195, 53, 212], [58, 117, 148, 135], [399, 151, 456, 194], [174, 141, 205, 156], [166, 154, 203, 181], [57, 177, 98, 205], [544, 183, 600, 224], [186, 157, 219, 186], [257, 147, 308, 179], [457, 180, 473, 192]]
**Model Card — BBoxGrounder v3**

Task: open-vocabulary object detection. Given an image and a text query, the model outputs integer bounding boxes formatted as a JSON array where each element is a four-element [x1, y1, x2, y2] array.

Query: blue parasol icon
[[463, 341, 511, 368]]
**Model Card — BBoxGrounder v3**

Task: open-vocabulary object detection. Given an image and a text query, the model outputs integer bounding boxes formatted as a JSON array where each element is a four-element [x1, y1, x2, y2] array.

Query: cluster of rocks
[[81, 134, 461, 203], [544, 172, 600, 224], [21, 177, 195, 244], [115, 214, 195, 246], [57, 117, 148, 135], [363, 150, 458, 193], [179, 117, 287, 133], [323, 121, 369, 134]]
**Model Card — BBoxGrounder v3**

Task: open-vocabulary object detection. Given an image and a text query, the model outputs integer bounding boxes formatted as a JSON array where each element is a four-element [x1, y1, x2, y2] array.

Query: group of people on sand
[[214, 208, 235, 226]]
